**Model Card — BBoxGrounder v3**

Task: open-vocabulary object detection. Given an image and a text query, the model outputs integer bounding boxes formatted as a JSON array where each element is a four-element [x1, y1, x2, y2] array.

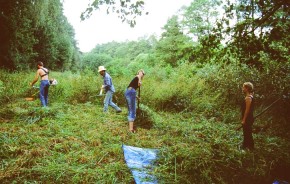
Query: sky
[[62, 0, 192, 52]]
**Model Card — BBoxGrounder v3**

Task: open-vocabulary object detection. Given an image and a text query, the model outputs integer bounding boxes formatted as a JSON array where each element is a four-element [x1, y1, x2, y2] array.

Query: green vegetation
[[0, 0, 80, 71], [1, 0, 290, 183], [1, 66, 289, 183]]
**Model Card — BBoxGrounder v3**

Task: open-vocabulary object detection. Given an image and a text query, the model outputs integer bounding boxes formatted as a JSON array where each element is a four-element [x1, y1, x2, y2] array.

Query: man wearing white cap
[[98, 66, 122, 113]]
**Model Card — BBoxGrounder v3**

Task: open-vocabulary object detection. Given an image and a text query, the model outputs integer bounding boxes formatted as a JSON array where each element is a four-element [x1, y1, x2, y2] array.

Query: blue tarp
[[122, 144, 159, 184]]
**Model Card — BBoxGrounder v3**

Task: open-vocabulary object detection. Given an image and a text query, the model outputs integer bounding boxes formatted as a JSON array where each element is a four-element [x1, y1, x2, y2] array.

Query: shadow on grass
[[135, 106, 154, 130]]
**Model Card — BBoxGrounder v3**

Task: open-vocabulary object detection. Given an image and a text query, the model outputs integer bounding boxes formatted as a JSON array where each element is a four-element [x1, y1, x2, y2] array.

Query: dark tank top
[[127, 76, 139, 90], [241, 95, 255, 124]]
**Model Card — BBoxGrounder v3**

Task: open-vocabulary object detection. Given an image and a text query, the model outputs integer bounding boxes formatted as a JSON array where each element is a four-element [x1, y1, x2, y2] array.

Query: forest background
[[0, 0, 289, 183]]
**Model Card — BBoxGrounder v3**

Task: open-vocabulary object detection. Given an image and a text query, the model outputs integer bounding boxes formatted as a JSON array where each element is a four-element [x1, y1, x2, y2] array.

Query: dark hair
[[37, 61, 43, 66]]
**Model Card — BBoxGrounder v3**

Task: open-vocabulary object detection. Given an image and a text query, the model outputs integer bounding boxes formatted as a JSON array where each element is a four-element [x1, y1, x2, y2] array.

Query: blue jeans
[[103, 90, 121, 112], [125, 88, 136, 122], [40, 80, 50, 107]]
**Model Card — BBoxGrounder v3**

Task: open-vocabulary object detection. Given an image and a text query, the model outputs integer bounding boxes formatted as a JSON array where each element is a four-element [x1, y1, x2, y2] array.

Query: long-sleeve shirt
[[103, 72, 115, 92]]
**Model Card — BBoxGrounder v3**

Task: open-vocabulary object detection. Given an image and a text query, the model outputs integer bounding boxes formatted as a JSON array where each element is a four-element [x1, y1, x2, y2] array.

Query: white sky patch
[[62, 0, 192, 52]]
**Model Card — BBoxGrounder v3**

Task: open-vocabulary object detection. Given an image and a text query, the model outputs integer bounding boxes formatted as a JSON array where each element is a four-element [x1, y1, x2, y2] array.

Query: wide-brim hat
[[98, 66, 106, 72]]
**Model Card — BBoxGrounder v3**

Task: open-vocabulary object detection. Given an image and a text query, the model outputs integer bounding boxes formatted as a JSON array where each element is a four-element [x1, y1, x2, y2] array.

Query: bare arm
[[30, 70, 40, 86], [137, 74, 142, 87], [242, 97, 252, 124]]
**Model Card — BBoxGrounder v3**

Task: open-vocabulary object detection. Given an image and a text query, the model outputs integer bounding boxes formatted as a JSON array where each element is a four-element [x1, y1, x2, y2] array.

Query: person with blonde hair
[[125, 69, 145, 133], [241, 82, 255, 150]]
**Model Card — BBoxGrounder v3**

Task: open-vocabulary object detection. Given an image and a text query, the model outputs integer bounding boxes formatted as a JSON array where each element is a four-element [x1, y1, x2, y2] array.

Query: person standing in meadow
[[125, 69, 145, 133], [98, 66, 122, 113], [30, 61, 50, 107], [241, 82, 255, 150]]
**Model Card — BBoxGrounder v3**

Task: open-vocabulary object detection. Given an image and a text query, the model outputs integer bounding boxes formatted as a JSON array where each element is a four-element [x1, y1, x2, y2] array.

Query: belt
[[128, 87, 135, 90]]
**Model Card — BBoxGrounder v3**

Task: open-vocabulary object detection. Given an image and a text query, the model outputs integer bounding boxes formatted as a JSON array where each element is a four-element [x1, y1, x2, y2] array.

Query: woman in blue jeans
[[125, 69, 145, 133], [30, 61, 50, 107]]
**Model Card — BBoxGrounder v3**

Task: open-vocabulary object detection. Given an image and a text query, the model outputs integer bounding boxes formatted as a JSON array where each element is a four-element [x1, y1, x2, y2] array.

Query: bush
[[141, 62, 223, 118], [0, 70, 32, 104]]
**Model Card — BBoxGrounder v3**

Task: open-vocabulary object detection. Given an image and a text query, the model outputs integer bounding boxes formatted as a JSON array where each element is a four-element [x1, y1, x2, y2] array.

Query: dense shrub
[[142, 62, 220, 114]]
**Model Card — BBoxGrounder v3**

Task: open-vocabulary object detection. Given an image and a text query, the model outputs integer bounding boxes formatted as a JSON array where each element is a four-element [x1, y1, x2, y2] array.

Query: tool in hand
[[137, 86, 141, 115], [236, 97, 282, 131], [96, 86, 104, 97]]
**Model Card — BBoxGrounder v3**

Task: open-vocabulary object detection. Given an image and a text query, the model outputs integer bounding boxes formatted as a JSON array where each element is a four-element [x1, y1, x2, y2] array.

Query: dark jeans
[[242, 122, 254, 150]]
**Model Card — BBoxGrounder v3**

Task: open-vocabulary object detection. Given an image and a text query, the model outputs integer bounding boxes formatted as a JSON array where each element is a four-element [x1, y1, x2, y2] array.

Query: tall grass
[[1, 65, 290, 183]]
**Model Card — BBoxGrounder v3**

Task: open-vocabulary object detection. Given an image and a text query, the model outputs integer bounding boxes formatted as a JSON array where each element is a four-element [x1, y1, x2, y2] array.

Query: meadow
[[1, 0, 290, 182], [0, 67, 289, 184]]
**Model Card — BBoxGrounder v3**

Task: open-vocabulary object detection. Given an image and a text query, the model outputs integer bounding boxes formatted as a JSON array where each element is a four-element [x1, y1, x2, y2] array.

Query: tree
[[91, 38, 155, 62], [81, 0, 148, 27], [181, 0, 222, 41], [0, 0, 80, 71], [0, 1, 38, 70], [179, 0, 224, 63], [224, 0, 290, 66], [155, 16, 194, 67], [33, 0, 80, 70], [82, 52, 113, 70]]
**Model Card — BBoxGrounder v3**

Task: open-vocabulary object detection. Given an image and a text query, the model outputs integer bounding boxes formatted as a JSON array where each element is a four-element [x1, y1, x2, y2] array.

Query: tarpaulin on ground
[[122, 144, 159, 184]]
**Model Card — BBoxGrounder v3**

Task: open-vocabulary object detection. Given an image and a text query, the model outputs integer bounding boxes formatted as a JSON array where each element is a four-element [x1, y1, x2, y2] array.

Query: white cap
[[98, 66, 106, 72]]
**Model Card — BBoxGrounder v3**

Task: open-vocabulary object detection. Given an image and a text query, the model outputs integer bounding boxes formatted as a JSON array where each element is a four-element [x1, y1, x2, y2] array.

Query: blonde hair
[[243, 82, 254, 92], [137, 69, 145, 75]]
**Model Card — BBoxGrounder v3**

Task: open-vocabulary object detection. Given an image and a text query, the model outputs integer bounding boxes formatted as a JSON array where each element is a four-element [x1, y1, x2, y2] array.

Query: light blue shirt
[[103, 72, 115, 92]]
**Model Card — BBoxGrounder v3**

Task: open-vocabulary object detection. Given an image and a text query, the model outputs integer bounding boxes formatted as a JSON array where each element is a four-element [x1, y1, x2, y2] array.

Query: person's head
[[137, 69, 145, 79], [37, 61, 43, 68], [98, 66, 106, 76], [243, 82, 254, 93]]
